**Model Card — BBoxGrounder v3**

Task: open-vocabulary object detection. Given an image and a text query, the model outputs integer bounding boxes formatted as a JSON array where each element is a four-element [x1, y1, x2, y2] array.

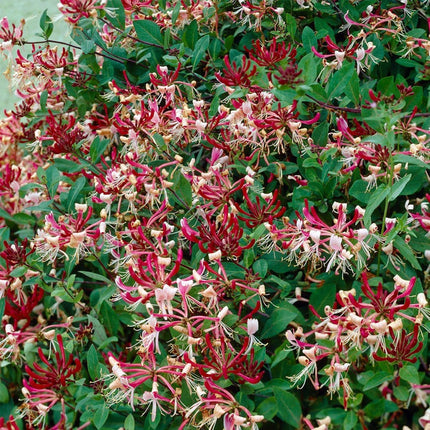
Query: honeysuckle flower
[[0, 0, 428, 428], [263, 199, 374, 275], [141, 389, 170, 422], [154, 284, 178, 317], [19, 335, 80, 425], [324, 362, 352, 407], [419, 408, 430, 428], [244, 318, 263, 354], [58, 0, 107, 24], [0, 17, 24, 52]]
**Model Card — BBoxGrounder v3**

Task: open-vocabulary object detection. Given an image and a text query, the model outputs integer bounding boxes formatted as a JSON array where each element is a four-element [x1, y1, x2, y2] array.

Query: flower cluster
[[0, 0, 429, 429], [287, 273, 427, 407]]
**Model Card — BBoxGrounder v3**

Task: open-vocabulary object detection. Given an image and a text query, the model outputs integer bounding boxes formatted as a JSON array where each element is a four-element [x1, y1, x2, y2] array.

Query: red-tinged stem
[[22, 39, 127, 65], [306, 93, 430, 119]]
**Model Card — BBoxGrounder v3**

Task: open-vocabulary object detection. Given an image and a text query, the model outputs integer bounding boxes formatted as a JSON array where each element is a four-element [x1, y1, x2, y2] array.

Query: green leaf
[[262, 252, 294, 274], [253, 259, 268, 278], [66, 176, 87, 212], [9, 266, 27, 278], [134, 20, 163, 47], [23, 200, 54, 213], [0, 298, 5, 321], [394, 236, 421, 270], [388, 174, 411, 201], [393, 385, 410, 402], [12, 213, 35, 225], [309, 82, 328, 100], [124, 414, 135, 430], [46, 165, 61, 197], [302, 158, 320, 168], [80, 271, 113, 284], [209, 38, 223, 61], [260, 303, 298, 338], [349, 180, 371, 204], [264, 378, 293, 392], [265, 275, 292, 295], [108, 0, 126, 29], [97, 336, 119, 350], [50, 288, 74, 304], [312, 121, 329, 146], [377, 76, 395, 94], [393, 154, 430, 170], [100, 301, 120, 336], [344, 68, 360, 105], [87, 315, 108, 346], [171, 1, 181, 25], [171, 172, 192, 207], [249, 223, 270, 241], [273, 90, 297, 106], [310, 282, 336, 318], [362, 371, 393, 391], [256, 397, 278, 421], [192, 35, 210, 70], [363, 185, 389, 227], [396, 57, 422, 68], [298, 53, 318, 85], [39, 90, 48, 112], [87, 345, 99, 380], [399, 365, 420, 385], [81, 39, 96, 54], [285, 13, 297, 39], [209, 94, 220, 116], [182, 20, 198, 49], [64, 248, 77, 277], [39, 9, 53, 39], [90, 137, 109, 163], [54, 158, 82, 173], [151, 133, 167, 151], [90, 286, 117, 311], [92, 403, 109, 429], [243, 248, 255, 268], [302, 26, 317, 52], [327, 62, 355, 99], [0, 208, 16, 224], [365, 398, 398, 418], [344, 410, 357, 430], [0, 382, 9, 403], [363, 399, 386, 419], [270, 348, 290, 369], [274, 389, 301, 427]]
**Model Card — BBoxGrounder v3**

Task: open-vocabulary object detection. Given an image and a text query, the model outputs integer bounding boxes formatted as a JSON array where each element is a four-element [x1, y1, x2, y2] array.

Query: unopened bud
[[43, 329, 56, 341], [417, 293, 428, 308], [217, 306, 229, 320], [208, 250, 222, 261], [370, 319, 387, 334], [73, 199, 87, 212], [298, 356, 310, 366], [389, 318, 403, 331]]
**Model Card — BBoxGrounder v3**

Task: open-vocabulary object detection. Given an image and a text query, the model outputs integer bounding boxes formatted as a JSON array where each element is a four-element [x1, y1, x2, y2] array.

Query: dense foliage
[[0, 0, 429, 429]]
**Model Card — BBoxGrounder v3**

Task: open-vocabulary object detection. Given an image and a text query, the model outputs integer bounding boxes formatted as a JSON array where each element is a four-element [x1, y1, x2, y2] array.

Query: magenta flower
[[181, 207, 255, 259], [373, 325, 423, 366], [21, 335, 81, 426], [25, 335, 81, 390], [215, 55, 257, 88], [185, 333, 264, 384], [0, 18, 24, 51], [58, 0, 106, 24]]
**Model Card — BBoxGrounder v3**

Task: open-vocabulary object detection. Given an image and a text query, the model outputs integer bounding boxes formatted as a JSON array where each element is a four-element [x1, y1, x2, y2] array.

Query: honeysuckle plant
[[0, 0, 429, 429]]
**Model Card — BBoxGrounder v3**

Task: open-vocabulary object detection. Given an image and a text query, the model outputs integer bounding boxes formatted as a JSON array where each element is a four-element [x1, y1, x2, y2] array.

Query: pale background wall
[[0, 0, 68, 111]]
